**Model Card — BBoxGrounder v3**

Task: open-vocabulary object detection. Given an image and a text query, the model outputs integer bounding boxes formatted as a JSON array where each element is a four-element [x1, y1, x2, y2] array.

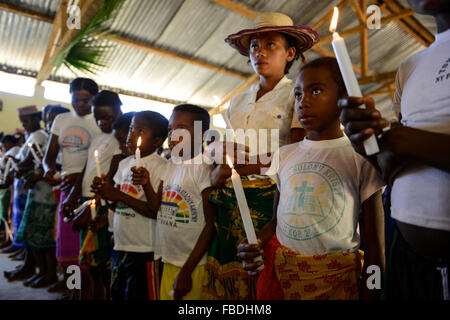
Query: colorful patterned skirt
[[257, 235, 363, 300], [79, 197, 112, 272], [16, 181, 57, 251], [202, 177, 276, 300], [56, 189, 80, 267], [12, 177, 28, 249], [0, 188, 11, 224]]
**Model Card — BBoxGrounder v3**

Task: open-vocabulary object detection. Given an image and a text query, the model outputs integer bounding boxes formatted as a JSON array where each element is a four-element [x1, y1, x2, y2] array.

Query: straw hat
[[225, 12, 319, 57], [17, 105, 41, 116]]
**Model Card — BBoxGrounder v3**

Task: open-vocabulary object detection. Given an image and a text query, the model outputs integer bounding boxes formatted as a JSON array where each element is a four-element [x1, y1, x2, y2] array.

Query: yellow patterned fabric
[[270, 243, 363, 300]]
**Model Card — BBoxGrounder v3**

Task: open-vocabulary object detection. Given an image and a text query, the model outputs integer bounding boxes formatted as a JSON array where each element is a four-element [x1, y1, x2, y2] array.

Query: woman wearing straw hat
[[203, 12, 319, 300]]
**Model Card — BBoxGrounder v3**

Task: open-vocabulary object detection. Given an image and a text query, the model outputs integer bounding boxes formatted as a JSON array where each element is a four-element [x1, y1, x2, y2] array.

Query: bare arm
[[43, 134, 60, 185], [173, 187, 214, 299], [360, 189, 385, 300]]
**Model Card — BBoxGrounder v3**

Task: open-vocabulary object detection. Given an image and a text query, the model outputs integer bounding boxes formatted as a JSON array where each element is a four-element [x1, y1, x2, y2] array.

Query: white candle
[[90, 199, 97, 220], [226, 155, 263, 270], [28, 143, 41, 164], [1, 158, 11, 183], [330, 7, 379, 156], [135, 136, 142, 168], [34, 141, 43, 157], [94, 149, 102, 177], [64, 199, 92, 223], [214, 96, 236, 141]]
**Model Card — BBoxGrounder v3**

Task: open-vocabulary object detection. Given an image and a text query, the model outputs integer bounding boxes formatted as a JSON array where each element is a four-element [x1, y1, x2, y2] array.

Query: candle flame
[[94, 149, 98, 157], [329, 6, 339, 32], [225, 154, 233, 169], [137, 136, 142, 148], [27, 143, 33, 148], [91, 199, 96, 206]]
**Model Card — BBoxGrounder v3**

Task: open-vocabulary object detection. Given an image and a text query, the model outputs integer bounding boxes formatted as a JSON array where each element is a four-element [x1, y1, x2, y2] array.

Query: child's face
[[114, 127, 131, 156], [127, 116, 161, 155], [249, 32, 295, 78], [294, 67, 341, 138], [71, 89, 94, 117], [168, 111, 196, 155], [93, 105, 119, 134], [19, 114, 40, 134]]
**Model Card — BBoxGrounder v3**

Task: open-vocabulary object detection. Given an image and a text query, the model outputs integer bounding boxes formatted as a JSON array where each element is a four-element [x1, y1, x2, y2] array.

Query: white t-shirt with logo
[[51, 112, 101, 175], [267, 136, 384, 255], [113, 152, 167, 253], [18, 129, 48, 162], [391, 28, 450, 231], [81, 133, 121, 197], [155, 155, 212, 267]]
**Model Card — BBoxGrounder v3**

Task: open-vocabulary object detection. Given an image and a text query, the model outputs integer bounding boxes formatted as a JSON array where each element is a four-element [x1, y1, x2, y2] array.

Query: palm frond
[[53, 0, 125, 76]]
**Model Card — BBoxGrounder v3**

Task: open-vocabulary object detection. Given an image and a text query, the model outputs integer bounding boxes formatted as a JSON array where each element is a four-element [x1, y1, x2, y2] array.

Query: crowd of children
[[0, 0, 448, 301]]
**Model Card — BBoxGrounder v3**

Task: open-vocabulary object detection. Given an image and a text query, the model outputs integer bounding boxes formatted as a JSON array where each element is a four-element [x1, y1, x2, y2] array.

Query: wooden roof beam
[[317, 8, 415, 45], [0, 3, 53, 23], [36, 0, 106, 85]]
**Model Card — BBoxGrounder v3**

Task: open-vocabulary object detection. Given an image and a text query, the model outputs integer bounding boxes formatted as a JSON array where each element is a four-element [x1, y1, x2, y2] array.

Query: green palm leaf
[[53, 0, 125, 76]]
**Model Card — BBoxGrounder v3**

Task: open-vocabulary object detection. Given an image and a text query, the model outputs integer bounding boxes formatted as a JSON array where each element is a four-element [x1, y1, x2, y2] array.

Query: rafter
[[0, 3, 250, 82], [36, 0, 106, 85], [317, 8, 415, 46], [370, 0, 434, 46]]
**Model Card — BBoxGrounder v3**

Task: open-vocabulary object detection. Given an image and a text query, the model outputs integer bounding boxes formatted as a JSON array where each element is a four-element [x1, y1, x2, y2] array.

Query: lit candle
[[226, 155, 263, 270], [135, 136, 142, 168], [1, 158, 11, 183], [94, 149, 102, 177], [34, 141, 43, 157], [329, 7, 379, 156], [63, 198, 92, 223], [90, 199, 97, 220], [28, 143, 41, 164]]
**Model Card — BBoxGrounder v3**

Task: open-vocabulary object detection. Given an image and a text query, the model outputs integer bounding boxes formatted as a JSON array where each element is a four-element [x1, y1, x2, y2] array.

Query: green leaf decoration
[[53, 0, 125, 77]]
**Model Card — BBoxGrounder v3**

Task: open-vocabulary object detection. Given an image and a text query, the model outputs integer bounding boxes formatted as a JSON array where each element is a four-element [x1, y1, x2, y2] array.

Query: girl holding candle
[[43, 78, 101, 298], [132, 105, 214, 300], [91, 111, 168, 300], [203, 12, 319, 300], [66, 90, 123, 300], [237, 58, 386, 300]]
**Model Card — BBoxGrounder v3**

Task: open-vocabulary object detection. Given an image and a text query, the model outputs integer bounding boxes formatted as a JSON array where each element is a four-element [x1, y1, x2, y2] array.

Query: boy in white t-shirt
[[66, 90, 123, 300], [91, 111, 168, 300], [238, 58, 386, 300], [134, 104, 214, 300]]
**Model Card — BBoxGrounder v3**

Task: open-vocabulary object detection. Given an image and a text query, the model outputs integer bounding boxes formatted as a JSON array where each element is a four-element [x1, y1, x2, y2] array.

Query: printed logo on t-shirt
[[158, 185, 197, 227], [60, 126, 92, 153], [120, 183, 139, 199], [279, 162, 345, 241], [436, 58, 450, 83]]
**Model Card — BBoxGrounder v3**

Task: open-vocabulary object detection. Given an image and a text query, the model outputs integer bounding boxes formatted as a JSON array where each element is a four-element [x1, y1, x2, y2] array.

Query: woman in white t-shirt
[[43, 78, 101, 296]]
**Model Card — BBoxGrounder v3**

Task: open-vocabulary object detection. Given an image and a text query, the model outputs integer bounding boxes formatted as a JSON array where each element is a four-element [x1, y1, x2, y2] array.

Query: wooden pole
[[0, 3, 53, 23], [360, 0, 369, 76]]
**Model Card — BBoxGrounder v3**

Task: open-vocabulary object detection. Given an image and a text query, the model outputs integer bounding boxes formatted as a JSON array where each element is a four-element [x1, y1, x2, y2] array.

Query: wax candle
[[1, 158, 11, 183], [90, 199, 97, 220], [63, 199, 92, 223], [28, 143, 41, 164], [226, 155, 263, 270], [34, 141, 44, 157], [329, 7, 379, 156], [135, 136, 142, 168], [94, 149, 101, 177], [214, 96, 236, 141]]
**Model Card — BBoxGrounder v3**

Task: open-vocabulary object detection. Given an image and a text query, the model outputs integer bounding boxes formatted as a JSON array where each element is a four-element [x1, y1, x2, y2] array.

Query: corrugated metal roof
[[0, 0, 439, 117]]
